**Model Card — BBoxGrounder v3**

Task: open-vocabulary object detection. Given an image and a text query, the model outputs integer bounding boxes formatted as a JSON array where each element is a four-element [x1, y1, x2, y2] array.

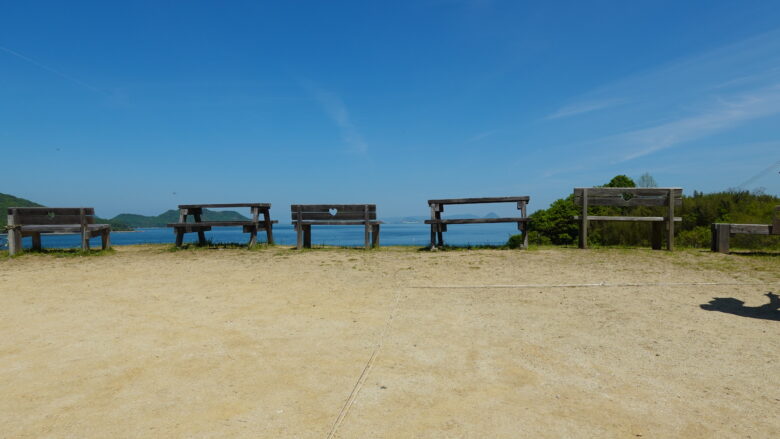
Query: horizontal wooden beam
[[720, 223, 772, 235], [17, 224, 110, 234], [167, 221, 278, 228], [290, 212, 377, 220], [425, 218, 530, 224], [291, 204, 376, 212], [292, 220, 383, 226], [178, 203, 271, 209], [427, 196, 530, 205], [573, 196, 682, 207], [573, 216, 682, 222], [7, 207, 95, 216], [573, 188, 682, 197]]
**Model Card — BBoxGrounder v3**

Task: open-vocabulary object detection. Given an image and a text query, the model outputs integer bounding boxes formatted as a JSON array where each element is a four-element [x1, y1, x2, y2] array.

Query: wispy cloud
[[465, 129, 499, 143], [302, 81, 367, 154], [0, 44, 102, 93], [546, 98, 624, 119], [613, 85, 780, 162]]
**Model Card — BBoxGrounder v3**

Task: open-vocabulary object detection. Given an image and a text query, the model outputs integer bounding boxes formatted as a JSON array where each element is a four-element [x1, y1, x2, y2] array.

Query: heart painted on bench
[[47, 211, 56, 219], [329, 208, 338, 216], [621, 192, 634, 201]]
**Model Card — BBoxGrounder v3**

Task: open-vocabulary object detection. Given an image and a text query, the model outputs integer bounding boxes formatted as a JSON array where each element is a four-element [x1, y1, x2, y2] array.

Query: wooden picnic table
[[425, 196, 530, 249], [167, 203, 276, 247]]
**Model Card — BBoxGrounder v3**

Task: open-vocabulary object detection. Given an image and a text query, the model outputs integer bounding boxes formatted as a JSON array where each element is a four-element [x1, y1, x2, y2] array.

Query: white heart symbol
[[329, 208, 338, 216]]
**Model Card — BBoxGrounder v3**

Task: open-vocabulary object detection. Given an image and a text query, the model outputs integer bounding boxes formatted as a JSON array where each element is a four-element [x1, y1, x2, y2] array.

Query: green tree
[[604, 175, 636, 187]]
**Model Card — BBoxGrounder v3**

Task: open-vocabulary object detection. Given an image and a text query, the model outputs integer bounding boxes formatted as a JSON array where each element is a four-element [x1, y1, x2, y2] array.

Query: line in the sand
[[406, 281, 780, 289], [326, 286, 404, 439]]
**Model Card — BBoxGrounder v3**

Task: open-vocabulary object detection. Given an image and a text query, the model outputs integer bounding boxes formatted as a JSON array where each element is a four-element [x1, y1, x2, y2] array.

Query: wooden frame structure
[[424, 196, 530, 249], [291, 204, 381, 249], [711, 206, 780, 253], [573, 187, 683, 250], [167, 203, 276, 247], [5, 207, 111, 255]]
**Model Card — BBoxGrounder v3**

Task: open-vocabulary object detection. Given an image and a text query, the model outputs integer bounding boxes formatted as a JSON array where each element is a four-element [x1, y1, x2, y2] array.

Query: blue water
[[1, 223, 522, 250]]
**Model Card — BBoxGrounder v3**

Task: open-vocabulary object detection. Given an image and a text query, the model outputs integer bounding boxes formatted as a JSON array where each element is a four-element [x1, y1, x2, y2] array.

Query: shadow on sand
[[700, 292, 780, 321]]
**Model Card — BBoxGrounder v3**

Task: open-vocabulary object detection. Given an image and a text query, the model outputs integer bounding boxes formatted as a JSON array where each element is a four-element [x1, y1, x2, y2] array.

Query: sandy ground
[[0, 245, 778, 438]]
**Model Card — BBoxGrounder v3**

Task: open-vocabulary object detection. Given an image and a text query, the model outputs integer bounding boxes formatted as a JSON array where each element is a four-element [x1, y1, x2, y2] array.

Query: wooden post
[[175, 229, 184, 247], [101, 229, 111, 250], [651, 222, 662, 250], [303, 224, 311, 248], [295, 206, 303, 249], [8, 228, 22, 256], [772, 206, 780, 235], [193, 209, 206, 246], [435, 205, 444, 247], [667, 188, 674, 251], [248, 227, 257, 248], [31, 233, 42, 251], [519, 201, 528, 249], [263, 208, 275, 244], [80, 208, 89, 251], [364, 205, 370, 250], [429, 204, 438, 249], [372, 224, 380, 248], [711, 223, 730, 253], [579, 188, 588, 249]]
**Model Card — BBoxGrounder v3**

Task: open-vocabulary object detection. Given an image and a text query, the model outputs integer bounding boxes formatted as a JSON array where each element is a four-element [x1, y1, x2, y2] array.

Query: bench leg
[[430, 225, 436, 249], [579, 218, 588, 249], [296, 225, 303, 249], [436, 224, 444, 248], [372, 224, 380, 248], [520, 221, 528, 249], [303, 225, 312, 248], [265, 225, 274, 245], [8, 229, 22, 256], [175, 230, 184, 247], [651, 222, 663, 250], [31, 233, 42, 251], [81, 231, 90, 251], [101, 229, 111, 250], [197, 230, 207, 246], [712, 224, 730, 253], [364, 223, 370, 249], [248, 227, 257, 248]]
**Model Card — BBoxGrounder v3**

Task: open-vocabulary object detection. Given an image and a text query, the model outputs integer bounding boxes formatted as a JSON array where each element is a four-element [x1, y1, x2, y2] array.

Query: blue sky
[[2, 1, 780, 218]]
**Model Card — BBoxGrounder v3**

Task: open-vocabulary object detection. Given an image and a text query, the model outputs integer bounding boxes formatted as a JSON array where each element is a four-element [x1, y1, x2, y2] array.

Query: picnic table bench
[[711, 206, 780, 253], [5, 207, 111, 255], [425, 196, 530, 249], [167, 203, 276, 247], [574, 187, 682, 250], [291, 204, 381, 249]]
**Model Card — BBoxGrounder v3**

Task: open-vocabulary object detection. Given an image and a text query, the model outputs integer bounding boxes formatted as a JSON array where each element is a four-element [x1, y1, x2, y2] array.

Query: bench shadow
[[727, 251, 780, 257], [700, 292, 780, 321]]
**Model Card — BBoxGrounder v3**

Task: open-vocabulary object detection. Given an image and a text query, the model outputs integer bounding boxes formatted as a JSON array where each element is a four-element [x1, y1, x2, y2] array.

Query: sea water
[[1, 223, 522, 250]]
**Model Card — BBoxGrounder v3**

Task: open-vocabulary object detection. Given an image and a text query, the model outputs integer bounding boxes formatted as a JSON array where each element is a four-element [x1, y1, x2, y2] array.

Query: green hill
[[1, 193, 131, 231], [110, 209, 250, 228]]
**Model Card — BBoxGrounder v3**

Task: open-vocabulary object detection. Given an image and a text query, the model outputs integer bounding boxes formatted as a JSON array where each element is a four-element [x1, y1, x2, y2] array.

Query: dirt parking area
[[0, 245, 778, 438]]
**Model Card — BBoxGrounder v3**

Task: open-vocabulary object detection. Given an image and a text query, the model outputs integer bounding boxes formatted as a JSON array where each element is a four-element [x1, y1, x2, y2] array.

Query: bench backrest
[[7, 207, 96, 226], [573, 188, 682, 208], [291, 204, 377, 222]]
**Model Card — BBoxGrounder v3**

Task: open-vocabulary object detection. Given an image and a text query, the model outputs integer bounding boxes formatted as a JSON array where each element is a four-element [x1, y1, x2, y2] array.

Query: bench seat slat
[[16, 224, 110, 233], [425, 217, 530, 224], [427, 196, 529, 205], [167, 221, 278, 228], [292, 220, 383, 226], [574, 216, 682, 222], [290, 212, 377, 220], [177, 203, 270, 209], [291, 204, 376, 212]]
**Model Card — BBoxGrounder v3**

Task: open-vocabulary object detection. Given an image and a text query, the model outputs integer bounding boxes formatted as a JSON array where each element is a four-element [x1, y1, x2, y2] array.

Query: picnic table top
[[428, 196, 530, 205], [178, 203, 271, 209]]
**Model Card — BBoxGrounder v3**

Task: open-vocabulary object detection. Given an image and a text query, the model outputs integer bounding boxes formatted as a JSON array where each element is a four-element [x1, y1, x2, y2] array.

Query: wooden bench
[[167, 203, 277, 247], [425, 196, 530, 249], [574, 187, 683, 250], [291, 204, 381, 249], [711, 206, 780, 253], [5, 207, 111, 255]]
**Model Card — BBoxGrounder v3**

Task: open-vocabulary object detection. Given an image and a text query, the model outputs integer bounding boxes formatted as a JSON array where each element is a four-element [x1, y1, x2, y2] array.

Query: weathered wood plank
[[8, 207, 95, 216], [289, 212, 378, 221], [728, 224, 772, 235], [291, 220, 383, 226], [573, 188, 682, 197], [17, 224, 110, 233], [167, 221, 277, 228], [12, 215, 96, 225], [427, 196, 530, 205], [573, 196, 682, 207], [573, 216, 682, 222], [291, 204, 376, 212], [178, 203, 271, 209], [424, 218, 530, 224]]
